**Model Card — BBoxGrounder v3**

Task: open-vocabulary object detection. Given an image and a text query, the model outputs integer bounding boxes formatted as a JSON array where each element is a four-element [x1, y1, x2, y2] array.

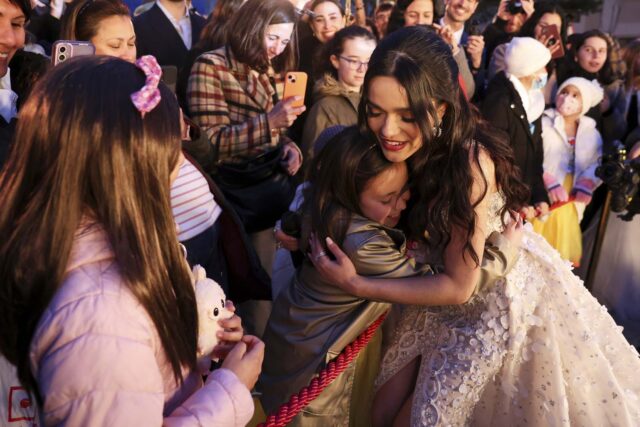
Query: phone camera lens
[[59, 46, 67, 53], [291, 78, 296, 83], [58, 54, 66, 62]]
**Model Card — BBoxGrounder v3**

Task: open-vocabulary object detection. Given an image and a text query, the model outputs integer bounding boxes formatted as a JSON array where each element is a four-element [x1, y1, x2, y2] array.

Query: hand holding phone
[[283, 72, 308, 107], [539, 25, 565, 60], [51, 40, 95, 66]]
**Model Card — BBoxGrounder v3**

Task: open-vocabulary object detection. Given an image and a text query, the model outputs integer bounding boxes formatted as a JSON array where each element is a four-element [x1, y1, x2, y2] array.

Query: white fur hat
[[557, 77, 604, 117], [504, 37, 552, 78]]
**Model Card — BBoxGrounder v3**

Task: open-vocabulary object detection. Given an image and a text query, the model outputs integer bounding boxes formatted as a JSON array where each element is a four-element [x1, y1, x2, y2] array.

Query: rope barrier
[[258, 312, 388, 427]]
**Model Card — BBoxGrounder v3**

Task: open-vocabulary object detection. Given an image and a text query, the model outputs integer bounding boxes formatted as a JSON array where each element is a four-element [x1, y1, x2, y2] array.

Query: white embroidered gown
[[377, 192, 640, 426]]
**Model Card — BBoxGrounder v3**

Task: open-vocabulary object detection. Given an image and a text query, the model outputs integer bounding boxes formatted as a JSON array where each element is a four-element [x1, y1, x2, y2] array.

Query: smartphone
[[52, 40, 95, 66], [283, 72, 308, 107], [467, 18, 482, 37], [539, 25, 565, 60], [507, 0, 525, 15]]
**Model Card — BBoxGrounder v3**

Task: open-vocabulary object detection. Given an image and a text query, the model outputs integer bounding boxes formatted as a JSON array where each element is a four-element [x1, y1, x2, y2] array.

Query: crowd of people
[[0, 0, 639, 425]]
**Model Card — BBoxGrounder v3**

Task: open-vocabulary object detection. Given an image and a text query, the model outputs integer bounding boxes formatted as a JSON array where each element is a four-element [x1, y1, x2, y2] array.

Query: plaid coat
[[187, 46, 285, 161]]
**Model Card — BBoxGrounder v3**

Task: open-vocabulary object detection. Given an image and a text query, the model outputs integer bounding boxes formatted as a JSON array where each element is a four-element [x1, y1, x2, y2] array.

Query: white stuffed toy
[[192, 265, 233, 374]]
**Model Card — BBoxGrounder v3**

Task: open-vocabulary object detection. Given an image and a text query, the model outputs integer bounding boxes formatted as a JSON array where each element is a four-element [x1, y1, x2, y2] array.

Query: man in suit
[[133, 0, 206, 73]]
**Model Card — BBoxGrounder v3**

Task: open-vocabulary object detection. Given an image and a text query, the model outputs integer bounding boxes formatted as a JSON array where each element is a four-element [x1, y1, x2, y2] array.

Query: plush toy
[[192, 265, 233, 374]]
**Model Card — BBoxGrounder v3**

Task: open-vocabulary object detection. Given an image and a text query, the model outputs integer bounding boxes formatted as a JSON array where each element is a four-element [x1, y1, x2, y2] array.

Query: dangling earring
[[432, 124, 442, 138]]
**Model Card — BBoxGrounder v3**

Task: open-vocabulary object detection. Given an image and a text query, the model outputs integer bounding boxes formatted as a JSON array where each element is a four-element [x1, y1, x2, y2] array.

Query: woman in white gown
[[310, 26, 640, 426]]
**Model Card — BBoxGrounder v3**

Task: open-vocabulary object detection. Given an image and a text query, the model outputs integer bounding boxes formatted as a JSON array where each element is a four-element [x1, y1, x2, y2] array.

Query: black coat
[[482, 72, 549, 206], [133, 4, 206, 72], [182, 125, 272, 303], [0, 116, 16, 171]]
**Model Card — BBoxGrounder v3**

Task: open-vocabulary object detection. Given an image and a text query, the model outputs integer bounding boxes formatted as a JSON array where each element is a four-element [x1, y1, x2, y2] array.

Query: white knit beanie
[[557, 77, 604, 117], [504, 37, 552, 78]]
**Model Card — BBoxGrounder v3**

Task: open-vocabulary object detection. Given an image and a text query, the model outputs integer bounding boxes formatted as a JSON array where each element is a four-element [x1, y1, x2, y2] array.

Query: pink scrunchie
[[131, 55, 162, 118]]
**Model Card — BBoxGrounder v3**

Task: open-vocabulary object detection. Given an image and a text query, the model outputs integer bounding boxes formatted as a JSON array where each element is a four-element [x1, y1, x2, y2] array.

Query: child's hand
[[221, 335, 264, 390], [275, 227, 299, 251], [519, 205, 536, 220], [548, 185, 569, 203], [535, 202, 550, 216], [212, 301, 243, 360], [503, 212, 524, 247]]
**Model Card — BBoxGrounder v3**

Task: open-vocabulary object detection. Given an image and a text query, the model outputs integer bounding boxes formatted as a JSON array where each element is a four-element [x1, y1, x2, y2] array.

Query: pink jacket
[[29, 223, 254, 426]]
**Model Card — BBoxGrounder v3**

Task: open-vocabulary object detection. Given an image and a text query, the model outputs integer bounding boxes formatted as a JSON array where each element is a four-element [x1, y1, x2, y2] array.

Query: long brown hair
[[0, 56, 197, 395], [360, 26, 528, 265], [226, 0, 298, 73], [60, 0, 131, 41], [623, 38, 640, 90]]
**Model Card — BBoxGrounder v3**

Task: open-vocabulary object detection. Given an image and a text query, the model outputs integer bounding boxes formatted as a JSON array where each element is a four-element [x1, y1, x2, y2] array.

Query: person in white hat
[[532, 77, 604, 265], [482, 36, 552, 219]]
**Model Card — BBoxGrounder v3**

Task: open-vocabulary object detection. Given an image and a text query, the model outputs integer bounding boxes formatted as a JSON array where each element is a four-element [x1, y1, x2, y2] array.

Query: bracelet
[[546, 184, 561, 191]]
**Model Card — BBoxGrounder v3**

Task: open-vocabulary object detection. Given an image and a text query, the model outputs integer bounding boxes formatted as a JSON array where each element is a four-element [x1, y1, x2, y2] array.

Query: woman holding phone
[[187, 0, 304, 336]]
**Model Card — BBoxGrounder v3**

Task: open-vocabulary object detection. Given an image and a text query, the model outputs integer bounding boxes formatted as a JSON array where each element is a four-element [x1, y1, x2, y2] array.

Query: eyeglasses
[[339, 56, 369, 70]]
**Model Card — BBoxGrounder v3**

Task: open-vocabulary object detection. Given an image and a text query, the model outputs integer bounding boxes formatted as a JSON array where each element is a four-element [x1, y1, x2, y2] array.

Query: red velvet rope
[[259, 312, 388, 427]]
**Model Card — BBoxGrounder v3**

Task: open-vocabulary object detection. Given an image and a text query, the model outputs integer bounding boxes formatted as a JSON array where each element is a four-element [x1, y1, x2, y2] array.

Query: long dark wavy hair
[[304, 126, 398, 246], [359, 26, 528, 265], [0, 56, 197, 396], [518, 2, 568, 45]]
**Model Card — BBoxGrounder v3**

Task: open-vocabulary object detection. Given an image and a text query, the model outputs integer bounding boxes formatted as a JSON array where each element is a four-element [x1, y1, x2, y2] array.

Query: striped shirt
[[171, 158, 221, 241]]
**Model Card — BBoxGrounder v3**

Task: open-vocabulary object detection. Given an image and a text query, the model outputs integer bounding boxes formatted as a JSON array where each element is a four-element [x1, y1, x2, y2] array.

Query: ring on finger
[[314, 251, 328, 261]]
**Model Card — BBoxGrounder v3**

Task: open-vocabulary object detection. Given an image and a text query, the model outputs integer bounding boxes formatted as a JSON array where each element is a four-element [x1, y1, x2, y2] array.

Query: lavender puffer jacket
[[29, 223, 254, 426]]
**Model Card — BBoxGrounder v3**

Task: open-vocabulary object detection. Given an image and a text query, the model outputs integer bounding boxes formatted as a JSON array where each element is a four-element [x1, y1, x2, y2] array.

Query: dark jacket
[[300, 75, 361, 160], [133, 4, 206, 72], [482, 72, 549, 206], [182, 125, 272, 303], [0, 116, 16, 170]]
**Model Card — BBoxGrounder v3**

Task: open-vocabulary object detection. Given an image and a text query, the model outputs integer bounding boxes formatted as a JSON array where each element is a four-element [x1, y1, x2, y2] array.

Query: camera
[[596, 146, 640, 221], [507, 0, 525, 15], [287, 74, 297, 84]]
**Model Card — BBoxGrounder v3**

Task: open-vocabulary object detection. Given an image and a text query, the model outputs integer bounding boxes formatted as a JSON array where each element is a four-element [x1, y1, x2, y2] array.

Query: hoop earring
[[432, 125, 442, 138]]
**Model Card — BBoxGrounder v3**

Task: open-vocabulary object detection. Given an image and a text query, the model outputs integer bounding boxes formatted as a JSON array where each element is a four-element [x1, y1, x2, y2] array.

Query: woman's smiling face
[[366, 76, 423, 163]]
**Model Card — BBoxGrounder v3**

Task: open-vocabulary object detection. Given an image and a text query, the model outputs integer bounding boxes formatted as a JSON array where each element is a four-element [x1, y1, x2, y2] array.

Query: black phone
[[467, 18, 482, 37], [507, 0, 525, 15]]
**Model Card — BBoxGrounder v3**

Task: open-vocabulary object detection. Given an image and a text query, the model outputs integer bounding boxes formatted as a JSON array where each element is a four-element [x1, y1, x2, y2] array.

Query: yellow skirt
[[532, 175, 582, 266]]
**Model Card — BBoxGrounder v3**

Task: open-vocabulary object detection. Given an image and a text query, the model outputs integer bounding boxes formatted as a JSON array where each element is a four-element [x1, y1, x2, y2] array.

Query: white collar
[[156, 0, 189, 23], [507, 72, 545, 123]]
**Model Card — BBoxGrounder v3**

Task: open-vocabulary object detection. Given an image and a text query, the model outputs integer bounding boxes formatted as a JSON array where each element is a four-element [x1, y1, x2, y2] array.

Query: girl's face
[[330, 37, 376, 92], [576, 36, 608, 74], [91, 15, 136, 63], [404, 0, 434, 27], [310, 2, 344, 44], [264, 23, 294, 61], [556, 84, 583, 118], [534, 13, 562, 40], [359, 162, 410, 228], [366, 76, 422, 163]]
